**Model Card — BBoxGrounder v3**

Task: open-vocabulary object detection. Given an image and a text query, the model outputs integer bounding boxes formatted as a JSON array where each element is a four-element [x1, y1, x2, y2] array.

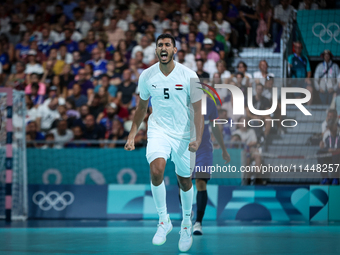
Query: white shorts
[[146, 128, 195, 178]]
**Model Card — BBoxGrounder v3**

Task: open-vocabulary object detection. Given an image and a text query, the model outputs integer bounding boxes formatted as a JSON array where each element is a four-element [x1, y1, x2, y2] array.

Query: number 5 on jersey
[[164, 88, 169, 99]]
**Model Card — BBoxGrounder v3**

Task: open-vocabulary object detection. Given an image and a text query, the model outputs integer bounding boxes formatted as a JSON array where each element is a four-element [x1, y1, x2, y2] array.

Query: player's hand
[[222, 150, 231, 164], [124, 137, 135, 151], [189, 140, 201, 152]]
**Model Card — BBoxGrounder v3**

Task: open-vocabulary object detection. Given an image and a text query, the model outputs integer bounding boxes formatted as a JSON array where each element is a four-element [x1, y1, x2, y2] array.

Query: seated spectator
[[253, 60, 275, 85], [72, 104, 90, 129], [66, 126, 88, 148], [314, 50, 340, 105], [68, 68, 94, 97], [43, 86, 66, 107], [193, 11, 209, 36], [37, 27, 54, 57], [71, 51, 84, 76], [88, 94, 105, 119], [272, 0, 295, 52], [217, 60, 231, 81], [26, 121, 45, 147], [49, 119, 74, 148], [29, 83, 44, 107], [25, 95, 38, 124], [41, 133, 56, 149], [98, 103, 121, 138], [67, 21, 82, 42], [94, 74, 117, 98], [113, 51, 128, 77], [57, 44, 73, 64], [298, 0, 319, 10], [175, 49, 194, 70], [237, 61, 253, 79], [85, 48, 107, 78], [78, 40, 91, 63], [318, 119, 340, 185], [202, 38, 220, 63], [206, 29, 225, 60], [106, 60, 122, 85], [108, 119, 129, 148], [85, 30, 97, 54], [15, 31, 31, 60], [152, 9, 170, 35], [131, 35, 156, 66], [246, 83, 272, 137], [239, 0, 258, 47], [187, 31, 202, 56], [36, 97, 60, 132], [117, 69, 138, 108], [25, 73, 46, 96], [321, 109, 340, 136], [106, 16, 126, 49], [60, 64, 75, 95], [6, 61, 26, 90], [178, 43, 197, 71], [45, 48, 65, 75], [25, 50, 44, 75], [41, 60, 55, 88], [197, 50, 217, 78], [83, 114, 105, 147], [59, 28, 78, 53], [134, 51, 149, 72], [256, 0, 272, 48], [196, 59, 210, 79], [132, 8, 150, 35], [214, 10, 232, 40], [73, 8, 91, 38]]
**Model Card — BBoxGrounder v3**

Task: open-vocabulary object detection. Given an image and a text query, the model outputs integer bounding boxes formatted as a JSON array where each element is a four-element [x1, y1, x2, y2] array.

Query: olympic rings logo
[[312, 23, 340, 43], [32, 191, 75, 211]]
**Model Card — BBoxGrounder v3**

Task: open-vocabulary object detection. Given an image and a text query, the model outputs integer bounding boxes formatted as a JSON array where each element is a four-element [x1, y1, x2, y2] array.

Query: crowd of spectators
[[0, 0, 337, 151]]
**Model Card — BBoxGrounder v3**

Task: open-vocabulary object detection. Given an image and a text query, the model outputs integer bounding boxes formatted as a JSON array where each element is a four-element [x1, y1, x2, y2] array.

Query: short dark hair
[[237, 61, 247, 69], [156, 33, 176, 47], [73, 7, 83, 14], [235, 72, 244, 78]]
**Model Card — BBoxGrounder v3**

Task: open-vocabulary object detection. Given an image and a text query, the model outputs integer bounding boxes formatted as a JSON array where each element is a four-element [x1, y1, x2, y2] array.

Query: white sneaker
[[178, 223, 193, 252], [193, 222, 203, 235], [152, 215, 173, 246]]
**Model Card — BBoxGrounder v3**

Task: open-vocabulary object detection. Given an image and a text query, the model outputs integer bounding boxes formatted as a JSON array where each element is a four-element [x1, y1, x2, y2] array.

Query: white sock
[[151, 181, 168, 222], [180, 186, 193, 225]]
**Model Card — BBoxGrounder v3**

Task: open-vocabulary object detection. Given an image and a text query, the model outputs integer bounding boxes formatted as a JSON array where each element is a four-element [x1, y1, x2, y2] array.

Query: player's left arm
[[189, 100, 204, 152], [210, 123, 231, 163]]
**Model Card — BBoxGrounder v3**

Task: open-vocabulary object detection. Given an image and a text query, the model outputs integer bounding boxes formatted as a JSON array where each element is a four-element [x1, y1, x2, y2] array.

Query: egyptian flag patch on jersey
[[175, 84, 183, 90]]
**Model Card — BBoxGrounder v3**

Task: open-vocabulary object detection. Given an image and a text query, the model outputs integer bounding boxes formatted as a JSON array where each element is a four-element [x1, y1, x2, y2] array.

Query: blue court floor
[[0, 220, 340, 255]]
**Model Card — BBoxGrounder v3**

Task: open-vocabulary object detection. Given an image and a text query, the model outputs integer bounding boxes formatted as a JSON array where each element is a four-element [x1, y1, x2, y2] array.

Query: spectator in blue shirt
[[85, 30, 97, 54], [85, 47, 108, 78], [94, 74, 117, 97], [59, 28, 78, 53], [15, 31, 31, 60], [62, 0, 78, 20], [38, 28, 54, 57]]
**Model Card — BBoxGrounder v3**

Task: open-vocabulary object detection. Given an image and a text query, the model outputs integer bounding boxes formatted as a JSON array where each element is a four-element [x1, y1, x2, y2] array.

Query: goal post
[[0, 89, 27, 221]]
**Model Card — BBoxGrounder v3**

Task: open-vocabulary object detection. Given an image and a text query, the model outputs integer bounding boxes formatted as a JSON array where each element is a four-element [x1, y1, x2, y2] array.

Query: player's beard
[[158, 50, 174, 65]]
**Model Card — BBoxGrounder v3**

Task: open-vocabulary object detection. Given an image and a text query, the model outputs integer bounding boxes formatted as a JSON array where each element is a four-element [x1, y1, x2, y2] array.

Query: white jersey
[[138, 61, 203, 140]]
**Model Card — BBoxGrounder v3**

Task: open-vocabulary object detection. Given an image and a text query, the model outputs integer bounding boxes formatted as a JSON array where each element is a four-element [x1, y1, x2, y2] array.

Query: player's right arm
[[125, 98, 149, 151], [125, 72, 150, 151]]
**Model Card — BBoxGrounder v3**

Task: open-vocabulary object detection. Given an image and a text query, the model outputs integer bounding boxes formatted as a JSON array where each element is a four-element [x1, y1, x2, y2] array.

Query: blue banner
[[27, 148, 243, 185], [27, 184, 334, 221]]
